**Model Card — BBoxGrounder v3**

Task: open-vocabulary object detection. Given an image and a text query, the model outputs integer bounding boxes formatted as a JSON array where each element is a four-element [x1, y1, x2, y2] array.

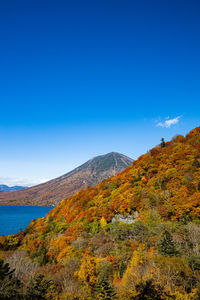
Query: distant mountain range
[[0, 185, 27, 192], [0, 152, 133, 206]]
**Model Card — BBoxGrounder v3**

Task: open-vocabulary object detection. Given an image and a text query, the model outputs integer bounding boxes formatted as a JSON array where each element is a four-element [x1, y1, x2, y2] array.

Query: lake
[[0, 205, 53, 236]]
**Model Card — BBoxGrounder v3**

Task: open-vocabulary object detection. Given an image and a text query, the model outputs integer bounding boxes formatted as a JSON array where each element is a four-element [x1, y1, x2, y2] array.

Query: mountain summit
[[0, 152, 133, 206]]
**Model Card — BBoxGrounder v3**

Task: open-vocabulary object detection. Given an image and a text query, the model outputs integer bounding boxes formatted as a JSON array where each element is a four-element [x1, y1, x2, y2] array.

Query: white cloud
[[156, 116, 181, 128], [0, 177, 49, 187]]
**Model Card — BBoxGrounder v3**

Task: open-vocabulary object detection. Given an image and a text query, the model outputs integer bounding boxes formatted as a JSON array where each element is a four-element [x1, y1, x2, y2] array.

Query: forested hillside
[[0, 127, 200, 299]]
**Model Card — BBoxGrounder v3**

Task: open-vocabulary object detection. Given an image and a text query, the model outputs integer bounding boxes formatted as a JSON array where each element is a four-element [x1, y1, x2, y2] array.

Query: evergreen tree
[[38, 246, 48, 266], [0, 259, 23, 300], [119, 260, 126, 278], [198, 180, 200, 191], [134, 279, 166, 300], [158, 230, 178, 257], [26, 273, 55, 300], [192, 158, 200, 168], [160, 138, 165, 148], [95, 278, 116, 299], [0, 259, 14, 280]]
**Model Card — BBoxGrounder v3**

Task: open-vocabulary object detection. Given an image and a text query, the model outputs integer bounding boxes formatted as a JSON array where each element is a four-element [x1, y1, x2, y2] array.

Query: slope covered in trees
[[0, 127, 200, 299]]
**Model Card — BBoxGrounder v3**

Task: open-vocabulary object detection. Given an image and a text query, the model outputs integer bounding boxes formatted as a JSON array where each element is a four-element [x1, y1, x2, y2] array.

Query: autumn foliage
[[0, 127, 200, 299]]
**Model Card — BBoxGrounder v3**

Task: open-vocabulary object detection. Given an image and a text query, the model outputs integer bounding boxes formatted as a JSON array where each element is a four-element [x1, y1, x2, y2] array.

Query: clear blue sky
[[0, 0, 199, 186]]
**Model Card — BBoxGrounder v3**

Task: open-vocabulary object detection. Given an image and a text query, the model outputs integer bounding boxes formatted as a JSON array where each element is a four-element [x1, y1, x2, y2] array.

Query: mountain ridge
[[0, 152, 133, 206]]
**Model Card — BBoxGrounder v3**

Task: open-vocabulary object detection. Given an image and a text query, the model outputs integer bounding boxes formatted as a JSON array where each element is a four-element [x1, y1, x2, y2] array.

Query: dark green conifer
[[160, 138, 165, 148], [198, 180, 200, 191], [94, 277, 116, 299], [0, 259, 14, 280], [0, 259, 22, 300], [134, 279, 166, 299], [119, 260, 126, 278], [192, 158, 200, 168], [158, 230, 178, 257], [26, 273, 55, 300]]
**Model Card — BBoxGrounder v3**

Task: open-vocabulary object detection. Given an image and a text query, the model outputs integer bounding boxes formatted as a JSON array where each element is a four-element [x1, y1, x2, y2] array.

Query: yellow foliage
[[131, 243, 146, 266], [76, 252, 97, 292], [169, 289, 198, 300], [100, 216, 107, 228], [6, 235, 19, 247], [57, 245, 73, 262], [47, 235, 69, 259]]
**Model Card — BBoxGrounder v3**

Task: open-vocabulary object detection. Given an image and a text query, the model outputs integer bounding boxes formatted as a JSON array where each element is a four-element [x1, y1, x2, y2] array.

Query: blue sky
[[0, 0, 199, 186]]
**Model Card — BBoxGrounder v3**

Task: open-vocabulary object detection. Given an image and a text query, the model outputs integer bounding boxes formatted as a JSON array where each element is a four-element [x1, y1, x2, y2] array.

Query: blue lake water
[[0, 206, 53, 236]]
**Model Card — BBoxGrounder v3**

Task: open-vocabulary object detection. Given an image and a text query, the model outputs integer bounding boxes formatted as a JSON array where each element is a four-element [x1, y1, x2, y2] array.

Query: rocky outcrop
[[111, 211, 139, 224]]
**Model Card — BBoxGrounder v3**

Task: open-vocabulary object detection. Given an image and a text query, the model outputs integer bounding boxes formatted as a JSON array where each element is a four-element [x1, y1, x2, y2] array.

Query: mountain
[[0, 127, 199, 299], [0, 152, 133, 206], [0, 185, 27, 192]]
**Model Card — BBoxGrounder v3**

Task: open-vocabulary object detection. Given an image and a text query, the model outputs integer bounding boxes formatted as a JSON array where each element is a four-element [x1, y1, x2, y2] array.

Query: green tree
[[192, 158, 200, 168], [198, 180, 200, 191], [160, 138, 165, 148], [91, 220, 100, 234], [0, 259, 23, 300], [134, 279, 166, 300], [38, 246, 48, 266], [119, 261, 126, 278], [26, 273, 55, 300], [188, 256, 200, 271], [158, 230, 178, 257], [95, 277, 116, 299], [0, 259, 14, 280]]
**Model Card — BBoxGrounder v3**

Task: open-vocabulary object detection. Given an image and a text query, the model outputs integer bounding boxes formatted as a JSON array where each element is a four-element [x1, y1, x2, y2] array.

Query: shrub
[[188, 256, 200, 271]]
